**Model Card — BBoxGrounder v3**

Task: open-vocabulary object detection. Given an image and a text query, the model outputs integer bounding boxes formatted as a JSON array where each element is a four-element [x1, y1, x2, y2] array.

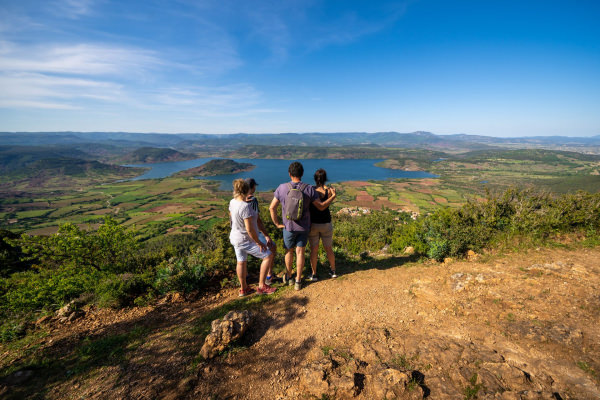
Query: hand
[[265, 236, 273, 246], [329, 187, 337, 197], [258, 241, 267, 252], [276, 223, 285, 229]]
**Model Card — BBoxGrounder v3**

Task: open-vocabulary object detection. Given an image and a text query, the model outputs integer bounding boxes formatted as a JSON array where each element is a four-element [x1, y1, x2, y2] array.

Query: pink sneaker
[[238, 287, 255, 297], [256, 284, 277, 295]]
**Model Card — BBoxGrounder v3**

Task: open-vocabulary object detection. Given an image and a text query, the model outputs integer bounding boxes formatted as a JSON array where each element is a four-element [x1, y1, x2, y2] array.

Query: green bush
[[0, 320, 27, 343], [395, 188, 600, 261], [18, 217, 140, 273], [155, 254, 207, 294], [0, 264, 102, 314], [96, 273, 153, 308], [333, 209, 412, 255]]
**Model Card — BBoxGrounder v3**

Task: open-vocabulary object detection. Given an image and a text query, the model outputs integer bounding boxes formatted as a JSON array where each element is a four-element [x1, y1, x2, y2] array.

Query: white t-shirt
[[229, 198, 259, 245]]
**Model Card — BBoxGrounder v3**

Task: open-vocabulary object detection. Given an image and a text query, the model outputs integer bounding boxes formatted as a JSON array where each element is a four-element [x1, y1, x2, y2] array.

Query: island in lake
[[175, 159, 255, 177]]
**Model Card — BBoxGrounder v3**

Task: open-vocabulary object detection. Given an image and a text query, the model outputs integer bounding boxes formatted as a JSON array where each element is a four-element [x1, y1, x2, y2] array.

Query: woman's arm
[[244, 217, 266, 251]]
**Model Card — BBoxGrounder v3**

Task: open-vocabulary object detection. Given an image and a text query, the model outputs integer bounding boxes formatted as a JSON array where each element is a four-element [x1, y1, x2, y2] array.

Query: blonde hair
[[233, 179, 250, 198]]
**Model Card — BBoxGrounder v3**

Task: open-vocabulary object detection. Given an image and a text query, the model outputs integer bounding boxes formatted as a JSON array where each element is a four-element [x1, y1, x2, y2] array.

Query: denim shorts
[[282, 229, 308, 249]]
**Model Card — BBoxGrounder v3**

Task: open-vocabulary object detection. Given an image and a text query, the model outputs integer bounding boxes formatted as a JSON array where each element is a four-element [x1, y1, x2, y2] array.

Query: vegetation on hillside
[[2, 188, 599, 343], [175, 159, 255, 177], [117, 147, 197, 163]]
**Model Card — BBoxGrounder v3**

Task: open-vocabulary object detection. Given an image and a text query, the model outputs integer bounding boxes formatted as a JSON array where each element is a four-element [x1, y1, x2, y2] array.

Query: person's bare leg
[[259, 253, 274, 288], [267, 243, 276, 277], [295, 246, 305, 282], [325, 245, 336, 273], [236, 261, 248, 290], [284, 248, 294, 280], [310, 243, 319, 276]]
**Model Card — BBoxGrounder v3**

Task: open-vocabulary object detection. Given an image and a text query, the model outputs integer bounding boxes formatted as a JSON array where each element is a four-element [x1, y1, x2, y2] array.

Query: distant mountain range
[[1, 131, 599, 153]]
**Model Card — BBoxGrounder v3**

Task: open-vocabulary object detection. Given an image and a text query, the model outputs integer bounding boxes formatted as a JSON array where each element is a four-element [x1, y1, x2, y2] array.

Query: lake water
[[125, 158, 437, 191]]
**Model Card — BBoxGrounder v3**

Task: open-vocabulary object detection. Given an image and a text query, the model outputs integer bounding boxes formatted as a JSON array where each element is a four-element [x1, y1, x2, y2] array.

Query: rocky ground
[[2, 246, 599, 399]]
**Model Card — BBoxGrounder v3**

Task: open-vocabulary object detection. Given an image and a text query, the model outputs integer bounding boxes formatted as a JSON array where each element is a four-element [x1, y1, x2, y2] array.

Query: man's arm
[[269, 197, 284, 229], [312, 187, 337, 211]]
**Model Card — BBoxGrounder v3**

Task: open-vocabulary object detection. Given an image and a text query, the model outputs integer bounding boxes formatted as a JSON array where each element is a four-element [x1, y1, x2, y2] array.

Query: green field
[[2, 148, 599, 235]]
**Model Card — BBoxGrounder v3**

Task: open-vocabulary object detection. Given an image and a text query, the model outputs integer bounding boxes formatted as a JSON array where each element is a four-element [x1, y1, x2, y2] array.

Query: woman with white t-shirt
[[229, 179, 277, 296]]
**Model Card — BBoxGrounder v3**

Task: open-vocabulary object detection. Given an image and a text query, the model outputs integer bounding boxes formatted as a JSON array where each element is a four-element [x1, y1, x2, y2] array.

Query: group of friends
[[229, 161, 337, 297]]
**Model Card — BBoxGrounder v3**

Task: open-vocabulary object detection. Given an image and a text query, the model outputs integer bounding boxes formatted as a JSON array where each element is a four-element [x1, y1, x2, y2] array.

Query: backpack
[[283, 182, 307, 221]]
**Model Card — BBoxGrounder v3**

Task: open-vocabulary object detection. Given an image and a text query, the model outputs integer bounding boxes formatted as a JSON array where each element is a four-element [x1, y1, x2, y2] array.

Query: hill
[[175, 159, 255, 177], [2, 132, 600, 154], [118, 147, 197, 163], [2, 246, 599, 399]]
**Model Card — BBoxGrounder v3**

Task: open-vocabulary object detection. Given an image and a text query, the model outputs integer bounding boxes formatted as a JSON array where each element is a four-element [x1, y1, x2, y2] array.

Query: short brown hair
[[288, 162, 304, 178]]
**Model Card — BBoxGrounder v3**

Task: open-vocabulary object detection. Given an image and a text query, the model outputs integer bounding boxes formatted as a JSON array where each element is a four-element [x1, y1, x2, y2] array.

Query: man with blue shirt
[[269, 161, 336, 290]]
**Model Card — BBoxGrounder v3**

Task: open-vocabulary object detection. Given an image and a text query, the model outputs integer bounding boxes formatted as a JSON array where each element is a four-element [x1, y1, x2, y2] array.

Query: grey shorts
[[232, 240, 272, 262], [308, 222, 333, 248]]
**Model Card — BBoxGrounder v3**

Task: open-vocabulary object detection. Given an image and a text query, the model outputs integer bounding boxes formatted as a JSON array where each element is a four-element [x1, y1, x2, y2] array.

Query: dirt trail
[[3, 246, 600, 399]]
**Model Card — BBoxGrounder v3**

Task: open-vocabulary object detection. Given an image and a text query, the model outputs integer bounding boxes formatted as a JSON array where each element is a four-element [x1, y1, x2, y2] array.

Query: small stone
[[36, 315, 52, 325]]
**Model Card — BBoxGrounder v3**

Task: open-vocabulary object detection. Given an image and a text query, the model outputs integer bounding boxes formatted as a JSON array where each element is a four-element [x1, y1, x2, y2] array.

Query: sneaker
[[238, 287, 255, 297], [256, 284, 277, 295], [294, 280, 302, 291], [308, 274, 318, 282], [329, 269, 337, 278], [265, 275, 272, 286], [288, 275, 294, 286]]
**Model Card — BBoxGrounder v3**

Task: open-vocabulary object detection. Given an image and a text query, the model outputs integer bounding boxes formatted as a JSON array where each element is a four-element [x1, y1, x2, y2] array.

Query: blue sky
[[1, 0, 599, 137]]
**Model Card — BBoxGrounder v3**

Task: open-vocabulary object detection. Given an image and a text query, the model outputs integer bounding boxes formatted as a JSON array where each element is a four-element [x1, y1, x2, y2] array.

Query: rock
[[200, 310, 252, 359], [298, 361, 330, 397], [67, 310, 85, 322], [404, 246, 415, 255], [443, 257, 453, 264], [450, 272, 472, 292], [165, 292, 185, 303], [56, 299, 86, 320], [6, 369, 34, 385], [35, 315, 52, 325], [467, 249, 478, 261], [365, 367, 422, 399]]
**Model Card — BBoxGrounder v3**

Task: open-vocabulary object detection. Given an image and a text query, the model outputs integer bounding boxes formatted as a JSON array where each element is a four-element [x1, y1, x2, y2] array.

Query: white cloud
[[0, 43, 164, 77], [52, 0, 98, 19], [0, 71, 124, 109]]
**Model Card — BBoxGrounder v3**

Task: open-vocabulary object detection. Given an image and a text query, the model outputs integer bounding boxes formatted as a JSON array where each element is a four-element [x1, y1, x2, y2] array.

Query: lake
[[125, 158, 438, 191]]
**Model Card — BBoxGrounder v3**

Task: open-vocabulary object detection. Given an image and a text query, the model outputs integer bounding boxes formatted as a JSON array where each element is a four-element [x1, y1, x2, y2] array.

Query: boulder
[[56, 298, 87, 321], [200, 310, 253, 359]]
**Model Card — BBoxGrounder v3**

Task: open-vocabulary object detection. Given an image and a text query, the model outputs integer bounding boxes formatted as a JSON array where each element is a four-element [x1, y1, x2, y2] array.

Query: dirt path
[[2, 246, 600, 399]]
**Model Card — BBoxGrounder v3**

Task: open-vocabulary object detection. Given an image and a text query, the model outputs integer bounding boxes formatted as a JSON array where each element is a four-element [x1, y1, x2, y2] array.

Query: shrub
[[333, 209, 412, 255], [155, 254, 208, 294], [96, 273, 153, 308], [395, 188, 600, 260]]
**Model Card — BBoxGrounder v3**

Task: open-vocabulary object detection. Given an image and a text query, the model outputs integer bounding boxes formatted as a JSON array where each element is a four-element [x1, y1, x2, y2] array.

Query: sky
[[0, 0, 599, 137]]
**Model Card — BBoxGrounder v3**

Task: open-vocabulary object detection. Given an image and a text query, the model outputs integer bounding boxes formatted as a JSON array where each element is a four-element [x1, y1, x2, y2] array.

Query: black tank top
[[309, 187, 331, 224]]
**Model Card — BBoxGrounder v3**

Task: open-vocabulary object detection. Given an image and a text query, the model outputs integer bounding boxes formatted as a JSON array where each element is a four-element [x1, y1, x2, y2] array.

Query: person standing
[[229, 179, 276, 296], [269, 162, 336, 290], [308, 169, 337, 280], [244, 178, 278, 285]]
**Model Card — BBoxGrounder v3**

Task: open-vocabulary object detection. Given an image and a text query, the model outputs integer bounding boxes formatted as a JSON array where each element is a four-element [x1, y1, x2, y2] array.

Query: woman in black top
[[308, 169, 337, 280]]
